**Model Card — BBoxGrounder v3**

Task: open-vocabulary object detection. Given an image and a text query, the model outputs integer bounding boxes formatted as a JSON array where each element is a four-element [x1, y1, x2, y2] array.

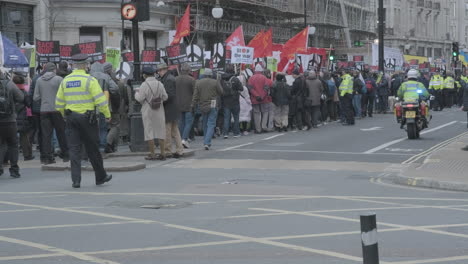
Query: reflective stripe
[[67, 99, 94, 104], [93, 93, 105, 100], [85, 76, 92, 93], [64, 91, 90, 96], [56, 97, 66, 103], [55, 105, 65, 109], [66, 75, 92, 79], [96, 100, 108, 107]]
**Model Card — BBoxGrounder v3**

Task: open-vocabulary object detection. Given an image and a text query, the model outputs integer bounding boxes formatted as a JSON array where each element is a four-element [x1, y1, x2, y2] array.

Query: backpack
[[222, 76, 237, 97], [327, 80, 336, 97], [0, 80, 12, 117], [365, 80, 374, 93], [145, 82, 162, 110]]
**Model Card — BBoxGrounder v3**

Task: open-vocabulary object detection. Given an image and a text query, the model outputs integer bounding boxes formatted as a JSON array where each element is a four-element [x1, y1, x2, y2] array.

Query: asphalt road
[[0, 109, 467, 264]]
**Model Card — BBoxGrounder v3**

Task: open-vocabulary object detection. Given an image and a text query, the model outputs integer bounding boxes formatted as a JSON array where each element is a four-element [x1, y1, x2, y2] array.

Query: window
[[79, 27, 102, 43], [0, 2, 34, 45], [417, 47, 425, 56], [434, 48, 442, 58], [143, 31, 158, 50]]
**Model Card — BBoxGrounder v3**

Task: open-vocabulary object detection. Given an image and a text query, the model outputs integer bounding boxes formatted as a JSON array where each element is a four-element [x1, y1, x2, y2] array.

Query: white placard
[[230, 46, 254, 64]]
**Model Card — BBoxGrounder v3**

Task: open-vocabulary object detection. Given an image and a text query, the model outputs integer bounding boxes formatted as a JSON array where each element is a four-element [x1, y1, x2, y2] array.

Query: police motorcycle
[[395, 72, 432, 139]]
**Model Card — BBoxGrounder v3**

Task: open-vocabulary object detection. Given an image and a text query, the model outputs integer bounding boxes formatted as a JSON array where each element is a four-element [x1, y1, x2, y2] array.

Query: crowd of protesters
[[2, 59, 468, 177]]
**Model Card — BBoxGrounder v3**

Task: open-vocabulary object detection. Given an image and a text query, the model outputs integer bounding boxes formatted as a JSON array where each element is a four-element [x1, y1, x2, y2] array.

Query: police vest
[[339, 74, 353, 96]]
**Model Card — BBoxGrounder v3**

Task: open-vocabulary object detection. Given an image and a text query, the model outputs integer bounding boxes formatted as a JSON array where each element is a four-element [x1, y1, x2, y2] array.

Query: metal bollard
[[360, 213, 379, 264]]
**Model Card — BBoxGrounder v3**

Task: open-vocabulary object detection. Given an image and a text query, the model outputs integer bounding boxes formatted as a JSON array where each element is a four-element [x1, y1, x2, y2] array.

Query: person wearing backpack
[[363, 73, 377, 118], [102, 63, 122, 154], [221, 64, 243, 139], [0, 69, 25, 178], [135, 67, 168, 160], [90, 62, 118, 151], [352, 70, 365, 119]]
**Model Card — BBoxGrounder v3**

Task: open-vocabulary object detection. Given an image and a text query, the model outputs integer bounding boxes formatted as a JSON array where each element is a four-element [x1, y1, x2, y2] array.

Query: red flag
[[171, 4, 191, 46], [278, 27, 309, 72], [247, 30, 264, 58], [261, 28, 273, 58], [225, 25, 245, 51]]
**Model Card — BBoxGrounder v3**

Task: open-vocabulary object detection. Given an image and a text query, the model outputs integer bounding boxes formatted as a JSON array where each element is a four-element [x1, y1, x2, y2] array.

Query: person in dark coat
[[271, 73, 290, 131], [158, 63, 183, 158], [57, 61, 71, 78], [290, 69, 306, 130], [221, 64, 243, 139], [0, 69, 24, 178], [12, 72, 33, 161], [377, 73, 389, 113]]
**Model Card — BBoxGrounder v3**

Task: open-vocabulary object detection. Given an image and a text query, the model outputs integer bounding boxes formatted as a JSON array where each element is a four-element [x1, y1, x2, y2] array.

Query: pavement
[[383, 129, 468, 192], [1, 109, 468, 264]]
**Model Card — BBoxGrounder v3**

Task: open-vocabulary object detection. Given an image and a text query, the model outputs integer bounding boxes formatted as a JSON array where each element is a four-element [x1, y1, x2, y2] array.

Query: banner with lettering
[[105, 47, 121, 69], [71, 41, 103, 62], [36, 39, 60, 63], [60, 45, 73, 60], [166, 43, 187, 66], [122, 51, 134, 63], [141, 50, 161, 65], [230, 46, 254, 64]]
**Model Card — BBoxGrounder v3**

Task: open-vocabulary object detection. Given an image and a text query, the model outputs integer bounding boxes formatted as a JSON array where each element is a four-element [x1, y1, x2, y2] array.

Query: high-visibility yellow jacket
[[55, 69, 111, 118], [443, 76, 455, 90], [429, 74, 443, 90], [339, 74, 354, 97]]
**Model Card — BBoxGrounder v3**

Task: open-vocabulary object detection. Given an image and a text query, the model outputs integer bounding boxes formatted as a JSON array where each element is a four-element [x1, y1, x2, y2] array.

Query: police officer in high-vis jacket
[[55, 54, 112, 188]]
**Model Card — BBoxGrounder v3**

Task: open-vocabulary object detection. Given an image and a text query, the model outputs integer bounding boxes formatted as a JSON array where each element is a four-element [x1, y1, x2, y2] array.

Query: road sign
[[121, 3, 137, 20]]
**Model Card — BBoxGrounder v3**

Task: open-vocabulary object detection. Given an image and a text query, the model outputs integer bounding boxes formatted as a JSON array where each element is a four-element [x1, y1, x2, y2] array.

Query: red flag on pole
[[225, 25, 245, 51], [170, 4, 191, 46], [278, 27, 310, 72]]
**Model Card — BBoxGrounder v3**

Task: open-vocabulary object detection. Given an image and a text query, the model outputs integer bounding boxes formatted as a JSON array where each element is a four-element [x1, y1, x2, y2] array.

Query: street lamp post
[[378, 0, 385, 72], [212, 0, 223, 64]]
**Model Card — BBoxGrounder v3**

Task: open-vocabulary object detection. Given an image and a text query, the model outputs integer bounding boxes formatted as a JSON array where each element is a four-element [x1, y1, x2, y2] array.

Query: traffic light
[[329, 49, 335, 61], [354, 41, 364, 47], [452, 42, 459, 61]]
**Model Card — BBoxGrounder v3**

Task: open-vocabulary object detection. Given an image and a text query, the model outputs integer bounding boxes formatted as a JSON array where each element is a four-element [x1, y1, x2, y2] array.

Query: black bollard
[[360, 213, 379, 264]]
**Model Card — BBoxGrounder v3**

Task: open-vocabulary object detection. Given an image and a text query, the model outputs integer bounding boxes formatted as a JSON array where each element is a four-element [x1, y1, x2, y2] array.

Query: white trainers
[[204, 145, 210, 150], [182, 140, 190, 149]]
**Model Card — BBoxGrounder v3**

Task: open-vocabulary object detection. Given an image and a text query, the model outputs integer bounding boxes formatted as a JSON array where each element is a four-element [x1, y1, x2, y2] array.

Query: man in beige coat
[[135, 67, 168, 160]]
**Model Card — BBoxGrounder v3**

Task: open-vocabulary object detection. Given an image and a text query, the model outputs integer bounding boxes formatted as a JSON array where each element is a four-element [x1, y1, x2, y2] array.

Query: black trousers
[[41, 112, 68, 161], [342, 94, 355, 124], [0, 122, 19, 174], [305, 105, 321, 127], [65, 112, 107, 184]]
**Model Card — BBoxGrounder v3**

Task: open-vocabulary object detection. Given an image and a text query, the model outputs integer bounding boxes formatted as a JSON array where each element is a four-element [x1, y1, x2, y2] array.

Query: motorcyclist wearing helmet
[[395, 69, 431, 123]]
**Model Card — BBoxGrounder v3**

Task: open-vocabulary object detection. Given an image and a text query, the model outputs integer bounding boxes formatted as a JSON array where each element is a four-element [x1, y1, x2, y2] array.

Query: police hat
[[71, 54, 89, 63], [142, 67, 155, 75], [156, 63, 168, 71]]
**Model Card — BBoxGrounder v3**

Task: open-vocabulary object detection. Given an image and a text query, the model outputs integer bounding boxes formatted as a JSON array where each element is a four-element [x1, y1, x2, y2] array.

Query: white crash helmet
[[407, 69, 419, 79]]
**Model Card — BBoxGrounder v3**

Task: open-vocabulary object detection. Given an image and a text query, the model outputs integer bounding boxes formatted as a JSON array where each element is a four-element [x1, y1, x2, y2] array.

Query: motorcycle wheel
[[407, 123, 418, 139]]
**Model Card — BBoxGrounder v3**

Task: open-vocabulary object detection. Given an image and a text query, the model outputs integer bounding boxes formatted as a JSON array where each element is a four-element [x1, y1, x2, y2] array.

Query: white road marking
[[402, 131, 468, 164], [264, 228, 405, 241], [0, 253, 64, 261], [0, 220, 146, 232], [363, 121, 459, 154], [85, 240, 245, 255], [0, 235, 120, 264], [163, 223, 369, 263], [228, 197, 308, 203], [392, 255, 468, 264], [250, 208, 468, 240], [261, 134, 284, 141], [0, 209, 41, 213], [218, 142, 254, 151], [360, 127, 383, 131], [234, 148, 413, 156]]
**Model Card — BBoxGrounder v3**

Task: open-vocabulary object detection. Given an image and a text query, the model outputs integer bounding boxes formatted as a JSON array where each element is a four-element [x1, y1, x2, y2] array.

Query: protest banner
[[36, 39, 60, 63], [166, 43, 187, 65], [186, 44, 203, 70], [72, 41, 103, 62], [106, 47, 121, 69], [141, 50, 161, 65], [122, 51, 134, 63], [230, 46, 254, 64], [60, 45, 73, 60]]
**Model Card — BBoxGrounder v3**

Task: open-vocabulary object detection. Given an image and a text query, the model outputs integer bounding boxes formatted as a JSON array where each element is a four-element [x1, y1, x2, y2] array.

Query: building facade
[[382, 0, 466, 60], [0, 0, 174, 51]]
